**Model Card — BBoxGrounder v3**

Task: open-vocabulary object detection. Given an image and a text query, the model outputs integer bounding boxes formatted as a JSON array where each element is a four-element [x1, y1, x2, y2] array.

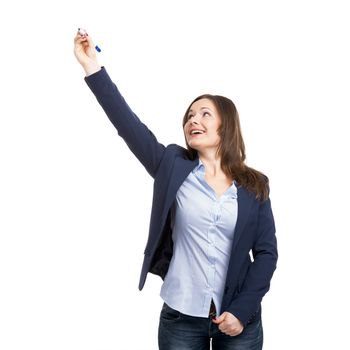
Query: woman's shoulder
[[165, 143, 194, 159]]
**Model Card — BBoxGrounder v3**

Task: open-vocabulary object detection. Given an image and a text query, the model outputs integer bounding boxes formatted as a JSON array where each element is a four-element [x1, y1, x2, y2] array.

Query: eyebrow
[[188, 107, 213, 113]]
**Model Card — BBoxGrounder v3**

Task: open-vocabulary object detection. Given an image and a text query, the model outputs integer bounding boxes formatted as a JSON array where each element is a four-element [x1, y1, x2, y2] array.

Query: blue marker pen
[[78, 28, 101, 52]]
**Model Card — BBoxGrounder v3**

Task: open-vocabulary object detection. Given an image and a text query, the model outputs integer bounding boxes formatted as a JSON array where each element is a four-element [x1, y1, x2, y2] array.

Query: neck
[[198, 151, 224, 178]]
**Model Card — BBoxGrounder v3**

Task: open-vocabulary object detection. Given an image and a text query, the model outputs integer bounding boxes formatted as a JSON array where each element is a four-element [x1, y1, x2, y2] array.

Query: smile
[[190, 129, 205, 136]]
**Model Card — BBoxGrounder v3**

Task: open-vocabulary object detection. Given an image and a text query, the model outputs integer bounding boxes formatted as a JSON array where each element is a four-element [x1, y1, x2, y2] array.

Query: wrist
[[83, 60, 101, 76]]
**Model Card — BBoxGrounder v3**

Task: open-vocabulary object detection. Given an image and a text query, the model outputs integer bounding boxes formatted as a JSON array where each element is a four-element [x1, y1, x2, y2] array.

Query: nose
[[190, 113, 201, 124]]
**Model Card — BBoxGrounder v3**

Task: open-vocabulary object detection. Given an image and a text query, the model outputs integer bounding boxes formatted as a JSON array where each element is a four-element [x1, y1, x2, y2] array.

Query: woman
[[74, 31, 278, 350]]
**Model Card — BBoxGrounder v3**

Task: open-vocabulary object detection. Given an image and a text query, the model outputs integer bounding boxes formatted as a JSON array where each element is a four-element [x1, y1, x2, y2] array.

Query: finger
[[74, 35, 88, 45], [218, 320, 239, 334], [212, 313, 226, 324], [223, 325, 243, 337], [218, 323, 228, 333], [221, 327, 236, 337], [77, 28, 88, 37], [74, 34, 81, 43], [229, 329, 243, 337], [74, 35, 94, 51], [235, 328, 243, 336], [85, 34, 96, 48]]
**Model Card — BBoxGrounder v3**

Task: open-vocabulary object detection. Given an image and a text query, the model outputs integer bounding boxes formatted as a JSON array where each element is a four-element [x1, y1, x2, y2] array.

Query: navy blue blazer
[[85, 67, 278, 326]]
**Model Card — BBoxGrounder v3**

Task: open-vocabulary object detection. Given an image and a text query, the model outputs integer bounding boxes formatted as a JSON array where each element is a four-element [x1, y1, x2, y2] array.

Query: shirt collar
[[192, 158, 205, 174], [192, 159, 238, 199]]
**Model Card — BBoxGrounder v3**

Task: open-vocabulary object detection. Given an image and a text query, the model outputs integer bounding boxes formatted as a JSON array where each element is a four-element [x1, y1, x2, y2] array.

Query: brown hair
[[182, 94, 269, 201]]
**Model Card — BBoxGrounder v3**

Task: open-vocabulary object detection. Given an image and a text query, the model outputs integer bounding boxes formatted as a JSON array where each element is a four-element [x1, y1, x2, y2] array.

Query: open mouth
[[189, 129, 205, 136]]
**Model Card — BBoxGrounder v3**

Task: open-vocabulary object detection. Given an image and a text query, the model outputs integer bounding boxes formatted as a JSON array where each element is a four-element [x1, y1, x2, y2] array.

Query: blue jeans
[[158, 303, 263, 350]]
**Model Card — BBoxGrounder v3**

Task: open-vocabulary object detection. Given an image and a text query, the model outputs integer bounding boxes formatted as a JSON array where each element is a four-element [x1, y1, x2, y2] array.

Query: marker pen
[[78, 28, 101, 52]]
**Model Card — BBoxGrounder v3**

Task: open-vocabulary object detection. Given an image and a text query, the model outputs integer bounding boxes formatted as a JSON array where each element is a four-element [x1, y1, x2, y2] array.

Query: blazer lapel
[[231, 186, 255, 253], [163, 156, 199, 211]]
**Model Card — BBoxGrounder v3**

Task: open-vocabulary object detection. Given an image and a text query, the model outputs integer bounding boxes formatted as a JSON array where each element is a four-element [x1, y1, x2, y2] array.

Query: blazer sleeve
[[84, 67, 165, 178], [227, 197, 278, 326]]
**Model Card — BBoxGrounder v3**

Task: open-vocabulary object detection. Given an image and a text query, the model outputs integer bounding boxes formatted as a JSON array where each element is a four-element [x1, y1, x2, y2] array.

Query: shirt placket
[[205, 198, 221, 312]]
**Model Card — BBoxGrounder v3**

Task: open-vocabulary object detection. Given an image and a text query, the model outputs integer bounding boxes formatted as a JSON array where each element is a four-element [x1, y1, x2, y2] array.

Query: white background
[[1, 0, 349, 349]]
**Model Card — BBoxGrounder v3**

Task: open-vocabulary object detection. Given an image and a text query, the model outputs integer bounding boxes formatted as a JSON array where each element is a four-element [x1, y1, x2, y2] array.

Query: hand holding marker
[[78, 28, 101, 52]]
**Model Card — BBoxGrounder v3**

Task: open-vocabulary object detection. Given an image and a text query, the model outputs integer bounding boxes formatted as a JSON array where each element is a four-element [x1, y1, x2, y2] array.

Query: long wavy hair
[[182, 94, 269, 201]]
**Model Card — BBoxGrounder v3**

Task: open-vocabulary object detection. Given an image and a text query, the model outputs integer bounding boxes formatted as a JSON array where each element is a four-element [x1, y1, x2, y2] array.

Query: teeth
[[190, 130, 204, 135]]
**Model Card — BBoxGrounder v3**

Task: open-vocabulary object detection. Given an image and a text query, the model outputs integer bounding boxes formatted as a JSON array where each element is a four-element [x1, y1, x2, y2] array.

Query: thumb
[[212, 312, 227, 324]]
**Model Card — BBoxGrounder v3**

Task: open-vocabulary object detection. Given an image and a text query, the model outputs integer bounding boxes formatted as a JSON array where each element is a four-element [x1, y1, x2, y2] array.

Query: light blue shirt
[[160, 159, 238, 317]]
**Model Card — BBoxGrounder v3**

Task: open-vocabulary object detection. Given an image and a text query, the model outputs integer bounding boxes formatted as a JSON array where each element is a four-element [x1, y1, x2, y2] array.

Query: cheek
[[208, 123, 220, 136], [211, 129, 222, 143], [183, 127, 189, 137]]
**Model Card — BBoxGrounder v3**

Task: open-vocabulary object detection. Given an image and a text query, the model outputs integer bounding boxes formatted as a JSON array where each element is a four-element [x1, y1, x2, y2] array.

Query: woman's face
[[183, 98, 222, 154]]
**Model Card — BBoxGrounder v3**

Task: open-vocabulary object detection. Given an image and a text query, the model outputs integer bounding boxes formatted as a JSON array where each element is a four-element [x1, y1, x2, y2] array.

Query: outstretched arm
[[73, 31, 165, 178]]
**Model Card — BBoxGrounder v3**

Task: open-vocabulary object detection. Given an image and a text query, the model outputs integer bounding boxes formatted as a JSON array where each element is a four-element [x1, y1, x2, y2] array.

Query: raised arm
[[73, 31, 165, 178]]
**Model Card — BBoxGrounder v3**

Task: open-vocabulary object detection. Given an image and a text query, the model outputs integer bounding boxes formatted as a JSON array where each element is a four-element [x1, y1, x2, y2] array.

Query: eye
[[203, 111, 211, 117], [187, 114, 194, 120]]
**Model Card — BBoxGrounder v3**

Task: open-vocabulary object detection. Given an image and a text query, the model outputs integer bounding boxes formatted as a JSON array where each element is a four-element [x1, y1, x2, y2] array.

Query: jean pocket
[[160, 303, 181, 322], [242, 316, 263, 340]]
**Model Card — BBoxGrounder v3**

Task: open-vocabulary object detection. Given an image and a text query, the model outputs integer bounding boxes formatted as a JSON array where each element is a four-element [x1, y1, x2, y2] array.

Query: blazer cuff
[[84, 66, 107, 88]]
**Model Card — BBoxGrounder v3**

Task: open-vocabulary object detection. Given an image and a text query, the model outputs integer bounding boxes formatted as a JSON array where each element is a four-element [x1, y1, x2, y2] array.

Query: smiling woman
[[74, 30, 277, 350], [183, 94, 270, 202], [184, 98, 222, 157]]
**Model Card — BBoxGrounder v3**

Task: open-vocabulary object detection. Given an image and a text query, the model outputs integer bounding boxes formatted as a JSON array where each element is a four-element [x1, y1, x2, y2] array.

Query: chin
[[188, 142, 200, 150], [189, 145, 203, 153]]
